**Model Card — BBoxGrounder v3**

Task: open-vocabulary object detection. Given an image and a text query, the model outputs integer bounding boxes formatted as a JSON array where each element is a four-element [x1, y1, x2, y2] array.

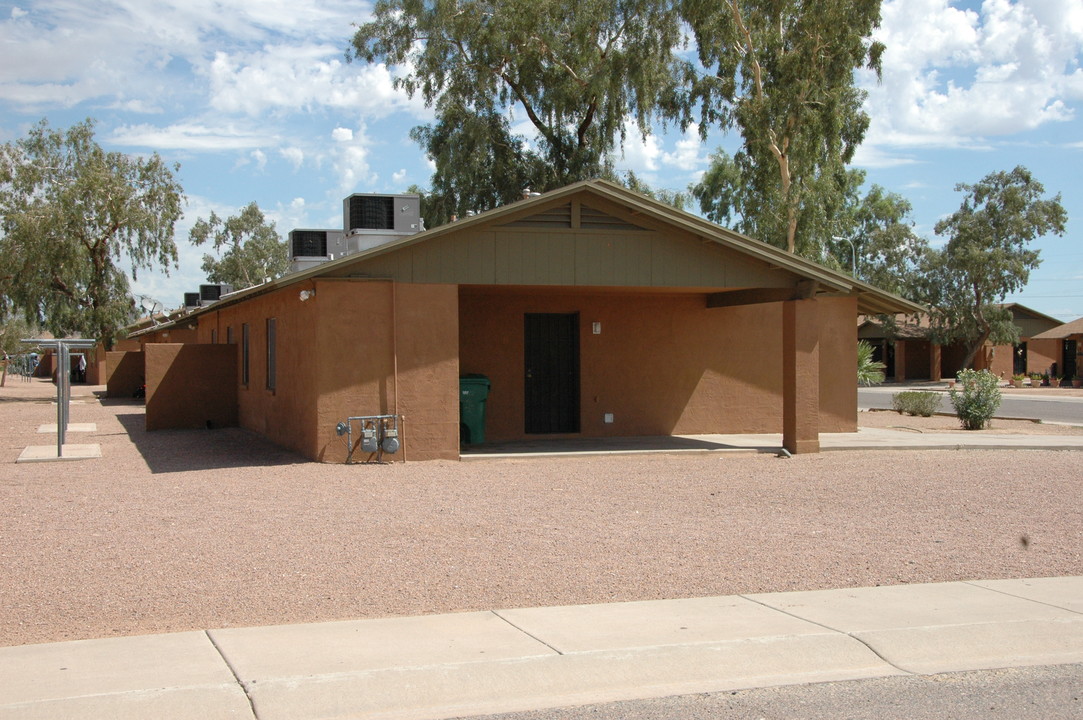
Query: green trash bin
[[459, 374, 491, 445]]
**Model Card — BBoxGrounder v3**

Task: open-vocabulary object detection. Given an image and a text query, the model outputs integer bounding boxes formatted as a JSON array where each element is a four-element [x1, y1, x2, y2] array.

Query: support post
[[930, 344, 942, 382], [782, 299, 820, 454], [894, 340, 907, 382]]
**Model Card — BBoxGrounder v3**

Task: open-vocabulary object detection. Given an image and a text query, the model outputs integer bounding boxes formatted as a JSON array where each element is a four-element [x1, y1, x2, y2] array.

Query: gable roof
[[134, 180, 922, 336], [1031, 316, 1083, 340]]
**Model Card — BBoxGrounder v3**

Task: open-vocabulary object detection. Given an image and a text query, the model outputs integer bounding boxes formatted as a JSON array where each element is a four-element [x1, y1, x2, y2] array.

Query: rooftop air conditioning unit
[[199, 283, 233, 305], [341, 193, 423, 255], [343, 193, 421, 234], [288, 229, 345, 273], [183, 292, 201, 310]]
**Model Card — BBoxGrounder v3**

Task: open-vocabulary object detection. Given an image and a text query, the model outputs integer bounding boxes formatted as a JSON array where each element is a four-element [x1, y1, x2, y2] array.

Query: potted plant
[[1074, 375, 1083, 388], [1029, 372, 1043, 387], [1012, 374, 1027, 388]]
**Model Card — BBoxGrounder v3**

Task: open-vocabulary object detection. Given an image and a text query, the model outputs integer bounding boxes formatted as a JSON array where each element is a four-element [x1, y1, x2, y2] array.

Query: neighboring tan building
[[119, 180, 921, 461], [858, 303, 1065, 382], [1030, 317, 1083, 381]]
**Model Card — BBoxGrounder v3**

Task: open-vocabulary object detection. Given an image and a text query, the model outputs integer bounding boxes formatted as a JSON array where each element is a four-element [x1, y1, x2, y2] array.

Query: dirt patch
[[1, 380, 1080, 648]]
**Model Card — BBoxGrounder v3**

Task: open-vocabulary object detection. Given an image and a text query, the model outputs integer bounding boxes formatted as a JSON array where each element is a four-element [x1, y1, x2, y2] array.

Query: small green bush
[[891, 391, 941, 417], [949, 369, 1002, 430]]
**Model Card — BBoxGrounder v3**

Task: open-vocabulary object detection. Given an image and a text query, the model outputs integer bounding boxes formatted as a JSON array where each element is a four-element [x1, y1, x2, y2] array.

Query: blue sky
[[2, 0, 1081, 321]]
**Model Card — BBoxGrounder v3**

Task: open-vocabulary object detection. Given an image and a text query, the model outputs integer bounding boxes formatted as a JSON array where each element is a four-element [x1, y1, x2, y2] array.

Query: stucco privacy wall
[[313, 280, 459, 462], [106, 350, 144, 398], [459, 288, 856, 443], [196, 285, 321, 459], [817, 296, 859, 430], [145, 344, 237, 431]]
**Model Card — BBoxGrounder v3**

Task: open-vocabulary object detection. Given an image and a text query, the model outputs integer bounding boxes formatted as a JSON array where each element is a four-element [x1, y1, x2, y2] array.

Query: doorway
[[524, 313, 580, 434], [1064, 340, 1078, 379]]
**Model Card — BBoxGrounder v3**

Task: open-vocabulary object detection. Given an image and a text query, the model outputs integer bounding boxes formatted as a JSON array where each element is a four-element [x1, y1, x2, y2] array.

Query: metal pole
[[832, 236, 859, 279], [57, 343, 68, 457]]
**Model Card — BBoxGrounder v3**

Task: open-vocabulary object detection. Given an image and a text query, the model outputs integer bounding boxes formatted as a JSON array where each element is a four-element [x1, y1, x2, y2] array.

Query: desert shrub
[[857, 340, 886, 386], [891, 391, 941, 417], [949, 369, 1002, 430]]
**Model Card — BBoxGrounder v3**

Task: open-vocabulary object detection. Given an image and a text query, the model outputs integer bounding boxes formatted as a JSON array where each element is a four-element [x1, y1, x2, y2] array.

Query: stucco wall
[[817, 296, 858, 432], [1027, 338, 1060, 376], [199, 285, 321, 459], [459, 288, 856, 443], [106, 351, 144, 398], [145, 344, 237, 431], [313, 280, 459, 462]]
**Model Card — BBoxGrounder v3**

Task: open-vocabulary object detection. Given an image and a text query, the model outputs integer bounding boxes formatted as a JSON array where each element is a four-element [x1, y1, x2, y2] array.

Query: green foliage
[[0, 118, 183, 349], [0, 315, 36, 357], [189, 202, 287, 290], [684, 0, 884, 254], [891, 391, 940, 417], [918, 166, 1067, 368], [409, 104, 550, 226], [857, 339, 885, 386], [352, 0, 695, 197], [948, 369, 1002, 430]]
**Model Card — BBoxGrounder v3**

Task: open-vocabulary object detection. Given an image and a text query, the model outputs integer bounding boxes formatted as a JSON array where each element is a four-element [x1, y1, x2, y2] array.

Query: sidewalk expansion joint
[[737, 594, 915, 676], [962, 580, 1083, 616], [205, 630, 260, 720], [490, 610, 565, 655]]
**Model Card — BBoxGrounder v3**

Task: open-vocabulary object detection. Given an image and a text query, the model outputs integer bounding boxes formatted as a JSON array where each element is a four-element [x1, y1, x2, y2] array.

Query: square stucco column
[[930, 344, 942, 382], [783, 299, 820, 454]]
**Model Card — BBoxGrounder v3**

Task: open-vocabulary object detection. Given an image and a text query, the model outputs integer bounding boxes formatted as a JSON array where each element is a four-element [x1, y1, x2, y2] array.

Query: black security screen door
[[524, 313, 580, 434]]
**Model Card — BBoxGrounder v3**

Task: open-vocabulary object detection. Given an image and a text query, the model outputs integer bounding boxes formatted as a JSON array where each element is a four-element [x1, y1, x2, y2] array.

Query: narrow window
[[227, 326, 234, 344], [241, 323, 250, 386], [210, 329, 218, 344], [266, 318, 277, 392]]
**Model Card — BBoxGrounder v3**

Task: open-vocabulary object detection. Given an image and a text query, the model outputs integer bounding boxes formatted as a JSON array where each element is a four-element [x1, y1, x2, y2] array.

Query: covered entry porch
[[458, 285, 857, 455]]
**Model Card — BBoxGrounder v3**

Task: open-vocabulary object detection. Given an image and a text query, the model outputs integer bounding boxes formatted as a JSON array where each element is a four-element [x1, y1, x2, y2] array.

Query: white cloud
[[861, 0, 1083, 151], [207, 46, 425, 119], [280, 146, 305, 169], [110, 122, 278, 151], [251, 149, 267, 171], [329, 123, 376, 192], [392, 168, 408, 184], [661, 124, 707, 172], [617, 121, 661, 172], [332, 127, 354, 142]]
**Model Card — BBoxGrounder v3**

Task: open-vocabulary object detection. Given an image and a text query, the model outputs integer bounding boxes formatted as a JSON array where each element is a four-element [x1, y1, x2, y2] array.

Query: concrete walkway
[[464, 426, 1083, 458], [2, 577, 1080, 720]]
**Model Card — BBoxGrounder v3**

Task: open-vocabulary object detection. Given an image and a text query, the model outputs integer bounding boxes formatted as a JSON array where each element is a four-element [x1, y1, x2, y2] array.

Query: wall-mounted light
[[299, 289, 315, 302], [592, 322, 601, 335]]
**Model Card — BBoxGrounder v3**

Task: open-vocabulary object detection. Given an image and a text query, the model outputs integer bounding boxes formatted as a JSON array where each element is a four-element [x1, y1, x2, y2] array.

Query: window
[[241, 323, 250, 386], [227, 326, 234, 344], [210, 329, 218, 344], [266, 318, 276, 392]]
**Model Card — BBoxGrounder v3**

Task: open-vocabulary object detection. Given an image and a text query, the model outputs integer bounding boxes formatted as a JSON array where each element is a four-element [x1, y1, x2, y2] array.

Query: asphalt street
[[858, 386, 1083, 425], [463, 663, 1083, 720]]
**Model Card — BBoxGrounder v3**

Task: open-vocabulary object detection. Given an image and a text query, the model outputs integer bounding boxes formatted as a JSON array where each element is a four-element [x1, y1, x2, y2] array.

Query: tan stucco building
[[119, 180, 921, 461]]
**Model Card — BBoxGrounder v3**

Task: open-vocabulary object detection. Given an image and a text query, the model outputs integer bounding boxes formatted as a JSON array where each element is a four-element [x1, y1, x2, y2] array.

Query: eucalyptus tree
[[684, 0, 885, 256], [189, 202, 287, 290], [919, 166, 1066, 368], [0, 118, 183, 349], [350, 0, 696, 214]]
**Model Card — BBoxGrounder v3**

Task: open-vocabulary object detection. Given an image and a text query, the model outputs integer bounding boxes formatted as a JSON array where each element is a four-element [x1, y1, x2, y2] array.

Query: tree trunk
[[961, 328, 991, 370]]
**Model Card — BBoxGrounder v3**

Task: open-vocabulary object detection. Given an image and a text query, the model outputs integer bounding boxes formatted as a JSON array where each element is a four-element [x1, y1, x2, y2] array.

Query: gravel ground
[[1, 379, 1081, 648]]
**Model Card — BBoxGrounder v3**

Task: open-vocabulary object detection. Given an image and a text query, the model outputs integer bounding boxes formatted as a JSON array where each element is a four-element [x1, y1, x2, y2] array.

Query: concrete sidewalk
[[2, 577, 1080, 720], [465, 426, 1083, 458]]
